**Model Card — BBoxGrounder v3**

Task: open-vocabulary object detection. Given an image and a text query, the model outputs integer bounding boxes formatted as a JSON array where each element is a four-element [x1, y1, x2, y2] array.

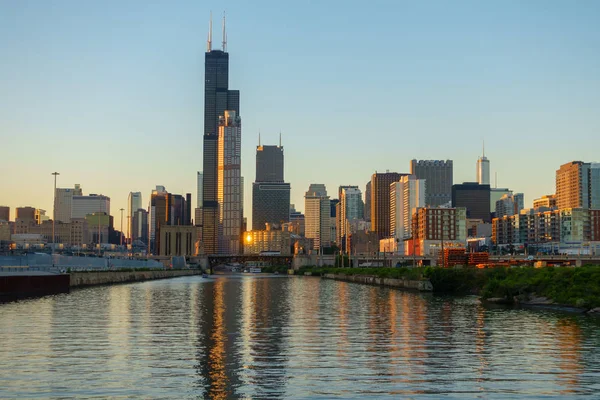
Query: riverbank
[[322, 273, 433, 291], [298, 266, 600, 311], [70, 269, 201, 288]]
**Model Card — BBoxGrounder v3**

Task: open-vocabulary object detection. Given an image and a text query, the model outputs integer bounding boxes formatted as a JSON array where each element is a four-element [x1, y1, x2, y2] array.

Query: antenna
[[222, 11, 227, 52], [482, 140, 485, 158], [258, 130, 261, 147], [279, 131, 282, 147], [207, 11, 212, 52], [495, 171, 498, 189]]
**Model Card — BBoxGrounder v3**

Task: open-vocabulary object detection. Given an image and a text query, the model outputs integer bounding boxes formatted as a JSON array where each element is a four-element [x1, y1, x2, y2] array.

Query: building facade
[[556, 161, 600, 210], [371, 172, 404, 239], [364, 181, 371, 222], [72, 194, 110, 219], [202, 23, 240, 256], [338, 186, 363, 249], [217, 110, 242, 255], [243, 224, 292, 256], [304, 184, 330, 251], [407, 207, 467, 256], [159, 225, 196, 257], [476, 147, 490, 185], [410, 159, 453, 206], [0, 206, 9, 222], [452, 182, 491, 222], [54, 184, 83, 223], [15, 207, 36, 222], [390, 175, 426, 245], [495, 193, 524, 218], [533, 194, 557, 209]]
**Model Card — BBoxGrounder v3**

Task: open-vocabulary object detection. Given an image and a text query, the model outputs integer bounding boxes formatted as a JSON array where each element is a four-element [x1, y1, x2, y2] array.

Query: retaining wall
[[70, 269, 200, 288], [323, 273, 433, 292]]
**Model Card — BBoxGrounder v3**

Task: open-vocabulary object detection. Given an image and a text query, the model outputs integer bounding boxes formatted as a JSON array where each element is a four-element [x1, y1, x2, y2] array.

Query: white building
[[476, 144, 490, 185], [54, 184, 83, 222], [72, 194, 110, 219], [305, 184, 330, 252], [390, 175, 425, 252], [217, 110, 242, 255]]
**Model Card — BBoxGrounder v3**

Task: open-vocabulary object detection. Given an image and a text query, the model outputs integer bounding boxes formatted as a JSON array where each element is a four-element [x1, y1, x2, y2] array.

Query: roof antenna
[[482, 139, 485, 158], [222, 11, 227, 52], [279, 131, 282, 147], [258, 130, 261, 147], [207, 11, 212, 52]]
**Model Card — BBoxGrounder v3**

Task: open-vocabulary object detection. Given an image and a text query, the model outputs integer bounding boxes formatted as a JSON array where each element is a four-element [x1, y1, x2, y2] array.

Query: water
[[1, 275, 600, 399]]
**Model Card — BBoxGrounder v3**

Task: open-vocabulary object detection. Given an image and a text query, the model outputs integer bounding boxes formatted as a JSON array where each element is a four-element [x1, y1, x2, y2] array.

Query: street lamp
[[51, 172, 59, 253]]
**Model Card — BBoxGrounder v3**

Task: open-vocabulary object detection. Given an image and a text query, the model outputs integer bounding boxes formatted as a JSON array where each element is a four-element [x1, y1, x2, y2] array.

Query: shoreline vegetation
[[293, 265, 600, 313]]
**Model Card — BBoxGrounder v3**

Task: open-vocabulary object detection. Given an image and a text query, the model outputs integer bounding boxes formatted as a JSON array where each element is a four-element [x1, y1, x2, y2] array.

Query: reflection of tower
[[476, 142, 490, 185]]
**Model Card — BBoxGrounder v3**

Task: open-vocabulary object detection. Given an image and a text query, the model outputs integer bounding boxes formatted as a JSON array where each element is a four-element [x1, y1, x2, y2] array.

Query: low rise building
[[159, 225, 196, 257], [406, 207, 467, 257], [243, 224, 292, 256]]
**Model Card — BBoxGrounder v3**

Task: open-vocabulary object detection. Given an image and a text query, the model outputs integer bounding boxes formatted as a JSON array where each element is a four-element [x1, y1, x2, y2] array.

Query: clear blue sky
[[1, 0, 599, 227]]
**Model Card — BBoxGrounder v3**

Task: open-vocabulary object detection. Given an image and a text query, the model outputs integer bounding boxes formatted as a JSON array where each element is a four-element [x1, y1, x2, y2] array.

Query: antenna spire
[[222, 11, 227, 52], [279, 131, 282, 147], [482, 139, 485, 158], [258, 130, 261, 147], [207, 11, 212, 52]]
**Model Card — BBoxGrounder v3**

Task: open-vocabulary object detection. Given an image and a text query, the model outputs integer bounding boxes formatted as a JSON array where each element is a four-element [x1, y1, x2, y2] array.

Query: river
[[1, 274, 599, 399]]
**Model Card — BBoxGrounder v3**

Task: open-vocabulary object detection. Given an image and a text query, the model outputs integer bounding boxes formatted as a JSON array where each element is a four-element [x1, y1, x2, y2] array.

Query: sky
[[1, 0, 599, 228]]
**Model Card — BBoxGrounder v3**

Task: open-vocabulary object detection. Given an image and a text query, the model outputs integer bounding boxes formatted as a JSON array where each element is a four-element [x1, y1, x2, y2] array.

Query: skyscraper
[[338, 186, 363, 249], [149, 185, 172, 254], [252, 142, 290, 230], [556, 161, 600, 210], [0, 206, 9, 222], [410, 160, 453, 206], [128, 192, 142, 241], [202, 14, 240, 254], [476, 144, 490, 185], [195, 172, 203, 227], [371, 172, 404, 239], [390, 175, 426, 243], [304, 184, 331, 251], [452, 182, 491, 222], [364, 181, 371, 222], [217, 110, 242, 254], [71, 194, 110, 219]]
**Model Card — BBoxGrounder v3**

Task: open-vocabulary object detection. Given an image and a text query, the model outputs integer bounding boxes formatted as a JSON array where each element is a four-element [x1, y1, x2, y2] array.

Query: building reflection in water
[[556, 318, 583, 394], [206, 279, 228, 399]]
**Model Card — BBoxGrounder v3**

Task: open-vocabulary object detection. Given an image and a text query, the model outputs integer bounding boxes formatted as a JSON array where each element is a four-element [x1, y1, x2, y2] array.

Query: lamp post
[[120, 208, 124, 248], [51, 172, 59, 253]]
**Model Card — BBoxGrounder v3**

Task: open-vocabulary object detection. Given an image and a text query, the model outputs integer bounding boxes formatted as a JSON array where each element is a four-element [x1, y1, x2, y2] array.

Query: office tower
[[54, 184, 83, 222], [304, 184, 331, 251], [195, 172, 203, 227], [390, 175, 426, 243], [131, 208, 148, 244], [490, 188, 512, 214], [495, 193, 524, 218], [197, 172, 203, 208], [252, 142, 290, 230], [217, 110, 243, 254], [330, 199, 339, 244], [476, 144, 490, 185], [533, 194, 557, 209], [364, 181, 371, 222], [0, 206, 9, 221], [410, 160, 453, 206], [371, 172, 404, 239], [71, 194, 110, 219], [15, 206, 36, 222], [149, 186, 172, 254], [452, 183, 491, 222], [338, 186, 363, 249], [556, 161, 600, 210], [128, 192, 142, 240], [202, 15, 240, 255], [256, 143, 284, 182]]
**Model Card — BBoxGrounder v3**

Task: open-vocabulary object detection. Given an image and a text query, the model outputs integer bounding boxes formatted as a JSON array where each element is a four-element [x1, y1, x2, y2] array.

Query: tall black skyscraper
[[202, 14, 240, 254], [252, 139, 290, 230]]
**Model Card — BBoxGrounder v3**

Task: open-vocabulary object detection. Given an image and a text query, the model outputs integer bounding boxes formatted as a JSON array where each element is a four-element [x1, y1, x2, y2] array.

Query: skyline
[[1, 1, 600, 228]]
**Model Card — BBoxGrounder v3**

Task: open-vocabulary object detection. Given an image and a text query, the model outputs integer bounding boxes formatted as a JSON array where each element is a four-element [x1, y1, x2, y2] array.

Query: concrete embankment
[[322, 273, 433, 292], [70, 269, 200, 288]]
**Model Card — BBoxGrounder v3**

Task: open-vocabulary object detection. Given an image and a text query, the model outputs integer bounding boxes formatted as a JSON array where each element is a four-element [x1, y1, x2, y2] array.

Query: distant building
[[533, 194, 557, 210], [195, 171, 203, 227], [15, 206, 36, 222], [490, 188, 513, 214], [17, 219, 89, 247], [243, 223, 292, 256], [452, 183, 491, 223], [159, 225, 196, 257], [54, 184, 83, 223], [330, 199, 339, 245], [0, 220, 11, 241], [289, 204, 305, 236], [72, 194, 110, 219], [35, 209, 49, 225], [0, 206, 9, 222], [128, 192, 142, 240], [217, 110, 243, 255], [348, 230, 379, 255], [85, 212, 113, 245], [495, 193, 524, 218], [371, 172, 405, 239], [556, 161, 600, 210], [406, 207, 467, 256], [131, 208, 148, 245], [390, 175, 426, 252], [410, 160, 453, 206], [304, 184, 330, 251], [338, 186, 363, 250], [364, 181, 371, 222], [476, 145, 490, 185]]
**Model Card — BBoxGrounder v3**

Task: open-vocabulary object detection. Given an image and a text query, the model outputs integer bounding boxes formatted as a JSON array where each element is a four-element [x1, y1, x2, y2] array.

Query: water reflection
[[1, 275, 600, 399]]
